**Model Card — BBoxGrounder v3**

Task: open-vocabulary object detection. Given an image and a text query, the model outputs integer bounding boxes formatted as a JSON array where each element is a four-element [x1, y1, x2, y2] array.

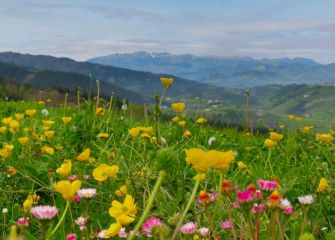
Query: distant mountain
[[0, 61, 145, 104], [0, 52, 246, 104], [87, 52, 335, 88]]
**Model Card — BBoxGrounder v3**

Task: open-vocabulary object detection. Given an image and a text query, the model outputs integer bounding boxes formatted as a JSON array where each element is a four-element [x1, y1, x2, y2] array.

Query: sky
[[1, 0, 335, 63]]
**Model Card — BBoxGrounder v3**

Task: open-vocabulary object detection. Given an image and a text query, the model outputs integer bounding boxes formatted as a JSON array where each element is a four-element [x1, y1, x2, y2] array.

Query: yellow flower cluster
[[264, 131, 284, 148], [0, 144, 14, 158], [92, 164, 119, 183], [185, 148, 235, 173], [128, 126, 153, 138]]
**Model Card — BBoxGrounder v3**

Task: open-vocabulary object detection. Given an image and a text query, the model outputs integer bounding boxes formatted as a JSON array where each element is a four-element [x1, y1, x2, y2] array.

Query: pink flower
[[68, 175, 79, 182], [142, 217, 163, 236], [73, 195, 81, 203], [257, 179, 278, 192], [17, 217, 30, 226], [221, 220, 233, 230], [237, 190, 254, 203], [118, 227, 127, 238], [75, 216, 88, 230], [76, 188, 96, 199], [84, 175, 91, 180], [198, 227, 209, 236], [30, 206, 58, 220], [255, 190, 262, 200], [280, 199, 294, 216], [252, 204, 266, 214], [180, 222, 198, 235], [66, 234, 77, 240]]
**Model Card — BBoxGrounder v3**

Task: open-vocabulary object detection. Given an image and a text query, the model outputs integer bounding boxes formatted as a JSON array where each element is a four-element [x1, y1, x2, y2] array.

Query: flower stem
[[171, 178, 201, 240], [47, 201, 70, 240], [300, 207, 308, 236], [127, 171, 166, 240]]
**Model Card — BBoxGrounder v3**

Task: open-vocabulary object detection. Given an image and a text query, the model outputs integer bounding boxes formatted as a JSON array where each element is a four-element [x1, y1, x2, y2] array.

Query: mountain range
[[88, 52, 335, 88]]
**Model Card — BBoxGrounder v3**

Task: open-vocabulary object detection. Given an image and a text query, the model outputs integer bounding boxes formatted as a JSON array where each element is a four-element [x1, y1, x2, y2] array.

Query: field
[[0, 79, 334, 240]]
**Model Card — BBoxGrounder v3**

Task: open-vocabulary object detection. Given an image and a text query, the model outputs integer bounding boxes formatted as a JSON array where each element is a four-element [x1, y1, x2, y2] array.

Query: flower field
[[0, 79, 334, 240]]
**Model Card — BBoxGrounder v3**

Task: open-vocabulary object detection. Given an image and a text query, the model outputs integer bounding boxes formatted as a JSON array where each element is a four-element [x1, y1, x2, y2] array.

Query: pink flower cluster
[[221, 220, 233, 230], [142, 217, 163, 236], [30, 205, 58, 220], [180, 222, 198, 235], [257, 179, 278, 191], [237, 190, 254, 203], [17, 217, 30, 226]]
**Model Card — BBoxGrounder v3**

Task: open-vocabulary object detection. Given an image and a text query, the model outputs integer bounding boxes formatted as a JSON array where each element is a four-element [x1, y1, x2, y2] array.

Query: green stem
[[47, 201, 70, 240], [171, 178, 201, 240], [127, 171, 166, 240]]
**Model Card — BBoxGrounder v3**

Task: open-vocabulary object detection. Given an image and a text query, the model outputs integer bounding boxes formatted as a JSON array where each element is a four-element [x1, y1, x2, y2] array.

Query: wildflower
[[171, 102, 186, 113], [15, 113, 24, 120], [118, 227, 127, 238], [180, 222, 198, 235], [196, 117, 207, 125], [7, 166, 17, 176], [30, 206, 58, 220], [128, 127, 140, 137], [221, 220, 233, 230], [185, 148, 209, 172], [237, 161, 247, 170], [66, 234, 77, 240], [103, 223, 122, 237], [76, 188, 96, 199], [160, 77, 174, 88], [298, 195, 314, 205], [302, 126, 314, 133], [97, 133, 110, 138], [172, 116, 180, 123], [208, 137, 216, 146], [317, 178, 329, 192], [196, 191, 218, 206], [2, 208, 8, 214], [252, 204, 266, 214], [198, 227, 209, 237], [9, 120, 20, 132], [92, 164, 119, 183], [69, 175, 79, 182], [237, 190, 254, 203], [121, 104, 127, 111], [76, 148, 91, 161], [316, 133, 333, 144], [44, 130, 55, 138], [183, 130, 192, 138], [41, 146, 54, 155], [74, 196, 80, 203], [268, 190, 281, 208], [17, 217, 30, 227], [193, 173, 206, 181], [25, 109, 37, 117], [53, 180, 82, 201], [0, 126, 6, 133], [56, 160, 72, 177], [41, 109, 49, 116], [222, 179, 234, 193], [75, 216, 88, 230], [295, 117, 302, 123], [280, 198, 294, 215], [264, 138, 277, 148], [115, 185, 128, 197], [96, 107, 105, 116], [270, 132, 283, 141], [142, 217, 163, 236], [2, 117, 12, 125], [18, 137, 29, 144], [210, 149, 235, 172], [62, 117, 72, 124], [288, 114, 295, 120], [109, 195, 137, 225], [279, 124, 285, 129], [258, 179, 278, 192]]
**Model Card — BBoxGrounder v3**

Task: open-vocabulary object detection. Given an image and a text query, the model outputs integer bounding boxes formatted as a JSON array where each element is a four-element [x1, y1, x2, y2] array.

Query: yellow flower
[[270, 132, 283, 141], [128, 127, 140, 137], [96, 107, 105, 116], [41, 146, 55, 155], [44, 130, 55, 138], [76, 148, 91, 161], [0, 149, 11, 158], [183, 130, 192, 138], [104, 223, 122, 237], [178, 121, 186, 127], [171, 102, 186, 113], [18, 137, 29, 144], [97, 132, 110, 138], [25, 109, 36, 117], [38, 100, 45, 105], [47, 98, 52, 103], [295, 117, 302, 123], [302, 125, 314, 133], [160, 77, 174, 88], [0, 126, 7, 133], [140, 133, 151, 139], [196, 117, 207, 125], [23, 195, 34, 212], [288, 114, 295, 120], [53, 180, 82, 201], [115, 185, 128, 197], [2, 117, 13, 125], [43, 120, 55, 127], [23, 127, 32, 134], [209, 150, 235, 172], [109, 195, 137, 225], [237, 161, 247, 170], [172, 116, 180, 123], [279, 124, 285, 129], [92, 164, 119, 182], [317, 178, 329, 192], [193, 173, 206, 181], [15, 113, 24, 120], [139, 127, 153, 134], [62, 117, 72, 124], [9, 120, 20, 132], [316, 133, 333, 144], [5, 144, 14, 151], [56, 160, 72, 177], [264, 139, 277, 148]]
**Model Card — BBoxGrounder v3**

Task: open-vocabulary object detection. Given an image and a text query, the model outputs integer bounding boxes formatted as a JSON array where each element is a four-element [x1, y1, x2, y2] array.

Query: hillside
[[0, 61, 145, 104], [0, 52, 246, 104], [87, 52, 335, 88]]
